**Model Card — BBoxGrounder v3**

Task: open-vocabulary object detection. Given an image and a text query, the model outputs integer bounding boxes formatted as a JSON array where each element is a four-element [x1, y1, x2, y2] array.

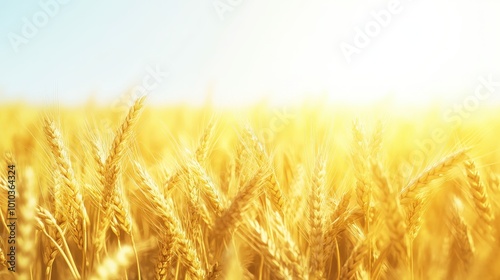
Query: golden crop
[[0, 97, 499, 279]]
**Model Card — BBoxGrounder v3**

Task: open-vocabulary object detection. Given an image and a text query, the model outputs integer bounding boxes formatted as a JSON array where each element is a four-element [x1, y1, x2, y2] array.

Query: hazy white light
[[0, 0, 499, 106]]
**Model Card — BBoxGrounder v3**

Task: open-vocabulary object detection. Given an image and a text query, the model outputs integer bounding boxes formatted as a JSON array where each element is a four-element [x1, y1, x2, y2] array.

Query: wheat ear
[[134, 162, 205, 279], [36, 215, 81, 280], [96, 96, 144, 250], [37, 206, 77, 279], [309, 157, 326, 280], [243, 126, 285, 212], [451, 205, 474, 270], [188, 160, 225, 216], [241, 220, 293, 280], [463, 159, 494, 239], [324, 191, 352, 260], [155, 233, 174, 280], [195, 119, 215, 163], [400, 148, 468, 204], [351, 120, 372, 225], [371, 159, 406, 260], [43, 118, 89, 251], [186, 174, 213, 229], [211, 168, 265, 245], [272, 211, 307, 279], [206, 262, 222, 280], [340, 237, 369, 280], [406, 197, 425, 242]]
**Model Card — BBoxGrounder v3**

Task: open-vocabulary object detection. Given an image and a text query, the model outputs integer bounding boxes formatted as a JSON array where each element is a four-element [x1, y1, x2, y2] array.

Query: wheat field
[[0, 96, 499, 280]]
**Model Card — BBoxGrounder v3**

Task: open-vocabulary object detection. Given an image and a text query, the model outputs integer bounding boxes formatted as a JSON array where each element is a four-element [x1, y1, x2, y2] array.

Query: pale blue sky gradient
[[1, 0, 499, 106]]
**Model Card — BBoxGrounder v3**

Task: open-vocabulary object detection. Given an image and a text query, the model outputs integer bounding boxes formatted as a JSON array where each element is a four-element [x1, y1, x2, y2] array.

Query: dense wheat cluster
[[1, 97, 500, 279]]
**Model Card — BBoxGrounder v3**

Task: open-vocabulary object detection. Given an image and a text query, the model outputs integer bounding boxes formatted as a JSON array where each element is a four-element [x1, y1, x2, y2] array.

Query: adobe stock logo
[[400, 74, 499, 173], [212, 0, 243, 21], [443, 75, 500, 128], [340, 0, 403, 64], [8, 0, 72, 53]]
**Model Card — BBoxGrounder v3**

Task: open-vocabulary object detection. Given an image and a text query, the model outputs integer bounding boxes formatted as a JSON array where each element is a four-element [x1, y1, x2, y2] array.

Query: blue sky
[[1, 0, 500, 106]]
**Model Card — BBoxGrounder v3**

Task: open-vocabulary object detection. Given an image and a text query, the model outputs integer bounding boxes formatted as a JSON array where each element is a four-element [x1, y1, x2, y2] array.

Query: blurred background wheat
[[1, 98, 500, 279]]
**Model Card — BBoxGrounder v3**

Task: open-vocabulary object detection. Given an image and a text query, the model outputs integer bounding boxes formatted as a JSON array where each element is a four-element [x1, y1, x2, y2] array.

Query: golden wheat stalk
[[211, 167, 265, 245], [95, 96, 145, 259], [309, 157, 326, 280], [134, 161, 205, 279], [271, 211, 307, 279], [195, 119, 215, 163], [206, 262, 222, 280], [371, 159, 407, 261], [463, 159, 494, 239], [36, 206, 77, 279], [188, 159, 225, 216], [43, 118, 89, 252], [350, 120, 372, 225], [324, 191, 353, 262], [186, 174, 213, 229], [240, 219, 293, 280], [155, 233, 175, 280], [400, 148, 468, 204], [243, 126, 285, 212], [340, 237, 369, 280], [406, 197, 425, 242], [36, 216, 81, 279], [450, 205, 474, 270]]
